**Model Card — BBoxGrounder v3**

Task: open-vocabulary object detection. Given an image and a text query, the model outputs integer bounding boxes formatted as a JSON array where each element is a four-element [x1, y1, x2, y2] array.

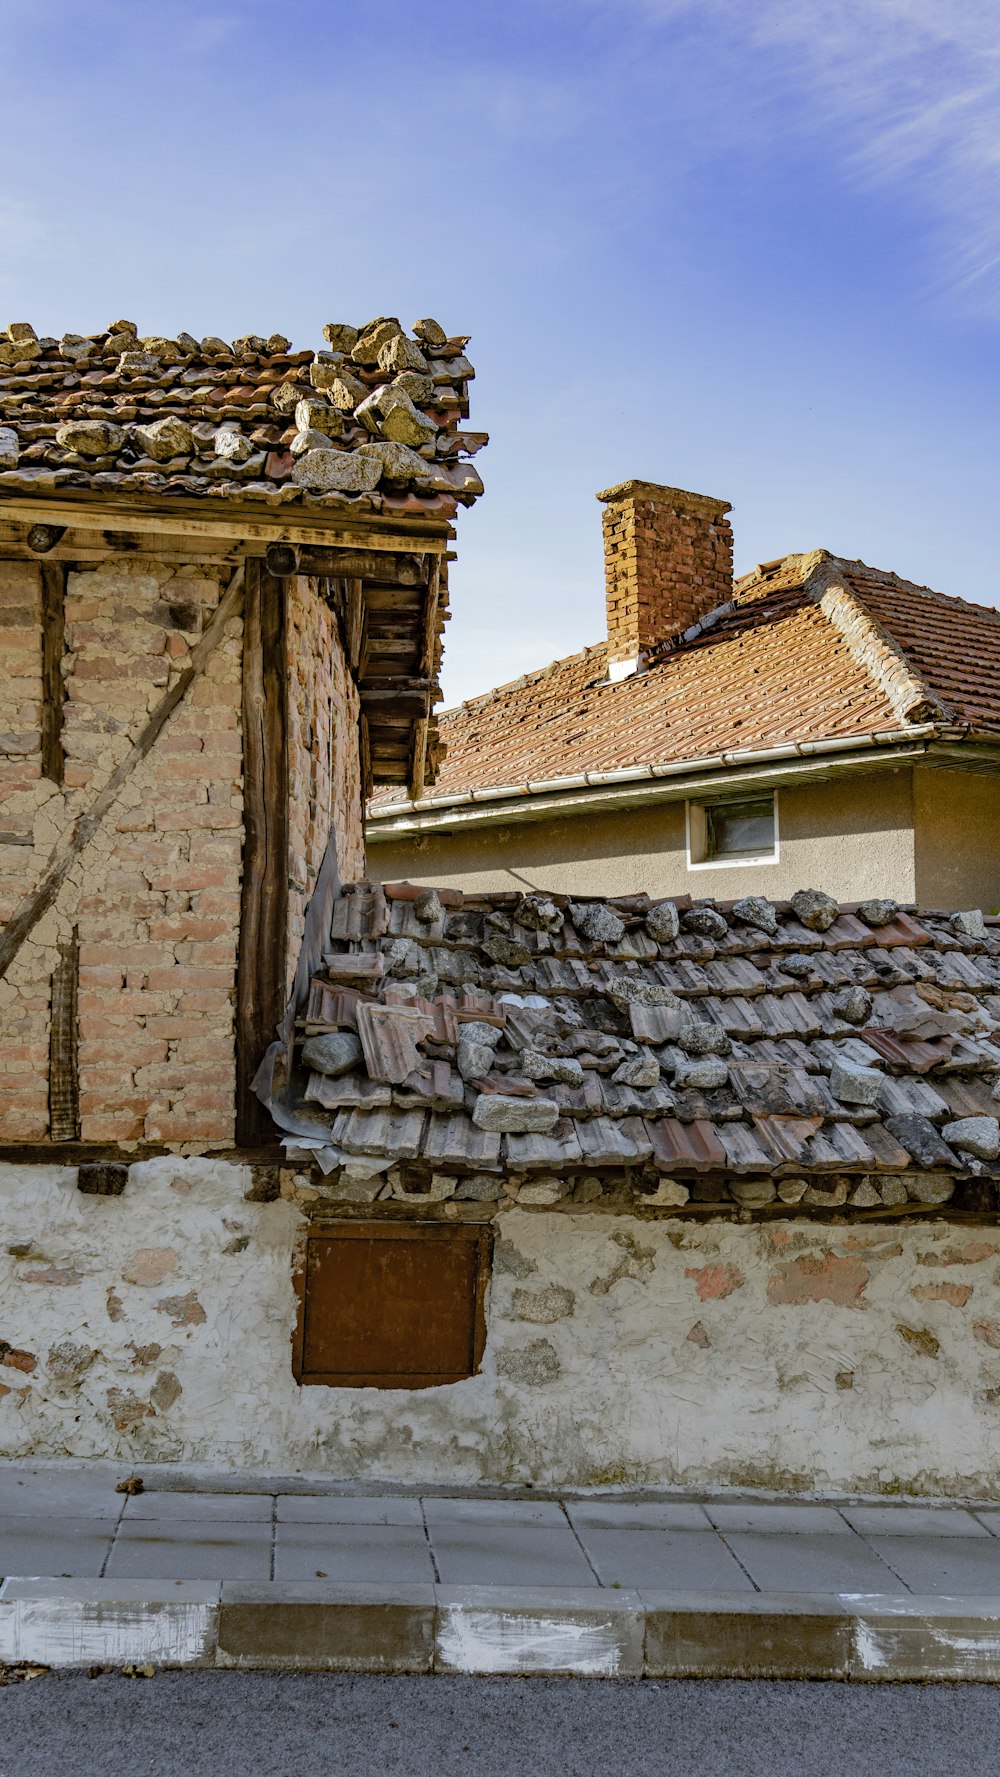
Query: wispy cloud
[[616, 0, 1000, 314]]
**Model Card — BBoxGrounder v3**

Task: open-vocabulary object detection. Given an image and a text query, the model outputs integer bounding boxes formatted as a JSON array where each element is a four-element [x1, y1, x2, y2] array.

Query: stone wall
[[3, 1158, 999, 1495], [285, 576, 364, 988]]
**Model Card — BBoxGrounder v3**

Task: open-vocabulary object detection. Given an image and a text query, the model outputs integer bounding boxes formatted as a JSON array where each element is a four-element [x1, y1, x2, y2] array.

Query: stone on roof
[[268, 881, 1000, 1217], [0, 317, 486, 517]]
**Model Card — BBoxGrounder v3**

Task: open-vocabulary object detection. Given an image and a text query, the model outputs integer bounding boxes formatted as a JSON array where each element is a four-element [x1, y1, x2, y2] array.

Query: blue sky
[[2, 0, 997, 705]]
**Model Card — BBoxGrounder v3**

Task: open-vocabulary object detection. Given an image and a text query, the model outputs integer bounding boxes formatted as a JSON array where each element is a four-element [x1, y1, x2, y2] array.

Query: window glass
[[705, 796, 775, 859]]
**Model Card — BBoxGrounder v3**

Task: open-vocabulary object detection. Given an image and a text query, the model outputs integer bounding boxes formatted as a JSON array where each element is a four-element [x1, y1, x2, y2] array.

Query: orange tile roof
[[370, 552, 1000, 811]]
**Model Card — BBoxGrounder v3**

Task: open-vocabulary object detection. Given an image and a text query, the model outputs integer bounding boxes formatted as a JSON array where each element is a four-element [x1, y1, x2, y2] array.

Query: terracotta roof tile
[[271, 883, 1000, 1212], [0, 317, 485, 516], [371, 554, 1000, 813]]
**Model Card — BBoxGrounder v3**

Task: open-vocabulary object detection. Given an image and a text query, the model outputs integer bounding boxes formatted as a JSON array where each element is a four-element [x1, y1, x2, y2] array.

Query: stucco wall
[[914, 767, 1000, 914], [368, 769, 918, 903], [3, 1160, 999, 1497]]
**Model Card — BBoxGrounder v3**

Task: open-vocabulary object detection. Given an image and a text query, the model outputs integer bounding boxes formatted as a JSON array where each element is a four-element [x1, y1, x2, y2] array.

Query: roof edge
[[803, 554, 953, 727], [367, 722, 969, 828]]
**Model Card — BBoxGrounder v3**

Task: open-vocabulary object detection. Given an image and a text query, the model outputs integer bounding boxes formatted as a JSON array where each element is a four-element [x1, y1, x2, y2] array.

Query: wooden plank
[[0, 496, 452, 552], [48, 929, 79, 1142], [39, 562, 65, 785], [344, 578, 364, 672], [236, 561, 289, 1145], [0, 566, 246, 985]]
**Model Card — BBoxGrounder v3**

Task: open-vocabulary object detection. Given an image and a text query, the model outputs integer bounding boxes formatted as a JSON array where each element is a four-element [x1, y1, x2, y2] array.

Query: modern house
[[2, 331, 1000, 1500], [367, 481, 1000, 911]]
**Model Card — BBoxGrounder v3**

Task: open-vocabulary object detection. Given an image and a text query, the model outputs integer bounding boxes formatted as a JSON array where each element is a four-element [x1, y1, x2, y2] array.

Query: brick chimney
[[597, 481, 733, 678]]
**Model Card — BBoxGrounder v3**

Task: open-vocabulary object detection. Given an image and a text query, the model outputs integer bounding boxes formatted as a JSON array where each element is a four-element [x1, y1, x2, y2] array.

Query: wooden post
[[48, 929, 79, 1141], [236, 560, 289, 1145], [40, 562, 66, 785]]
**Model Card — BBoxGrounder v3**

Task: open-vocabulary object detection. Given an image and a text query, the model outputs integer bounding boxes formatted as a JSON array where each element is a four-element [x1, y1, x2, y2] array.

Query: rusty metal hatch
[[293, 1222, 492, 1389]]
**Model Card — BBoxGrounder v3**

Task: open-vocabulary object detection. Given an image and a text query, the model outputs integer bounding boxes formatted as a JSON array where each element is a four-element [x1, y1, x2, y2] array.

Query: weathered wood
[[48, 929, 79, 1142], [236, 561, 289, 1145], [344, 578, 364, 672], [300, 549, 426, 584], [0, 496, 452, 552], [409, 717, 429, 802], [0, 565, 246, 985], [39, 562, 66, 785]]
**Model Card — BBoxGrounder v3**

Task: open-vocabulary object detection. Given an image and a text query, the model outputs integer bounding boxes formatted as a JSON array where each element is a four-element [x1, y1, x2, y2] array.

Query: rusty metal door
[[293, 1222, 491, 1388]]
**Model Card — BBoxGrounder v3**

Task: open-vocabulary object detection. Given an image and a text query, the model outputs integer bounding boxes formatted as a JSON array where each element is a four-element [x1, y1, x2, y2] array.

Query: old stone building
[[2, 323, 1000, 1500], [368, 482, 1000, 911]]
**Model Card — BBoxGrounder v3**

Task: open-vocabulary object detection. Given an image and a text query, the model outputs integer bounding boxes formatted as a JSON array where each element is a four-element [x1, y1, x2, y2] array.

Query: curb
[[4, 1581, 1000, 1681]]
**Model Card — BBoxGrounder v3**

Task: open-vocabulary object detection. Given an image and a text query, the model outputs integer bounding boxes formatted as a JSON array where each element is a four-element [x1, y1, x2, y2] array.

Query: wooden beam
[[236, 561, 289, 1145], [39, 562, 65, 785], [48, 929, 79, 1142], [344, 578, 364, 673], [0, 565, 246, 985], [0, 497, 451, 552], [300, 549, 427, 583]]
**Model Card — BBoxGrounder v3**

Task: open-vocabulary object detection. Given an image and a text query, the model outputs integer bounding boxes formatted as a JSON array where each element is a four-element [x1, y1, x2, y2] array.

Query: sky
[[1, 0, 997, 706]]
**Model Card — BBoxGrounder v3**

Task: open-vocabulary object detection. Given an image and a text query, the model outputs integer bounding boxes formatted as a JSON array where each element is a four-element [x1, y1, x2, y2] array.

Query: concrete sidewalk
[[4, 1464, 1000, 1680]]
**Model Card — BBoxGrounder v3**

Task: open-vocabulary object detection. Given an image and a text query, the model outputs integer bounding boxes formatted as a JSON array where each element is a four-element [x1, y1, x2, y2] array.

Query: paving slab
[[575, 1527, 754, 1592], [275, 1495, 424, 1526], [0, 1517, 114, 1579], [566, 1501, 711, 1531], [428, 1523, 598, 1587], [273, 1523, 435, 1584], [973, 1510, 1000, 1536], [865, 1535, 1000, 1595], [843, 1505, 990, 1538], [421, 1497, 566, 1528], [434, 1585, 644, 1676], [123, 1492, 273, 1523], [105, 1520, 272, 1581], [0, 1466, 124, 1521], [705, 1503, 850, 1535], [217, 1582, 436, 1672], [724, 1531, 901, 1594]]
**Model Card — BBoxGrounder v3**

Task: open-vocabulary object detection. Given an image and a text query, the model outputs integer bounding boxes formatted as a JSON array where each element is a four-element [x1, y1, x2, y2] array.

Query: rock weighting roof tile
[[270, 880, 1000, 1217]]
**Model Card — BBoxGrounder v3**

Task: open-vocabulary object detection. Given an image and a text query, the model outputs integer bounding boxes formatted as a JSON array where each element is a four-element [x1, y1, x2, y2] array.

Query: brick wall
[[66, 562, 243, 1145], [0, 555, 367, 1150], [599, 481, 734, 664], [285, 576, 364, 988]]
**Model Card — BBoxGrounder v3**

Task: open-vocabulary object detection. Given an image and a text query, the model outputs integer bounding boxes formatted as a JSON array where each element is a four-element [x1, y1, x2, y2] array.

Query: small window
[[293, 1222, 492, 1389], [687, 793, 778, 868]]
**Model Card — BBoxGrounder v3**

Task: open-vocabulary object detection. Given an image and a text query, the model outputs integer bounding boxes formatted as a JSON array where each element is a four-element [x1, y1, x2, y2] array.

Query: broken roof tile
[[280, 882, 1000, 1194]]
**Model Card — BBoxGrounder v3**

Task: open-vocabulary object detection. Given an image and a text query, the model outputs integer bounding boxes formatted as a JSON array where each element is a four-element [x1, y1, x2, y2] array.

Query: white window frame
[[685, 790, 780, 871]]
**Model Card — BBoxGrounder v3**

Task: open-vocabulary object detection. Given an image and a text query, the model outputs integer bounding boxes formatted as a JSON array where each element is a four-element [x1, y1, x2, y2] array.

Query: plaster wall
[[3, 1160, 999, 1498], [368, 770, 917, 904], [914, 767, 1000, 914]]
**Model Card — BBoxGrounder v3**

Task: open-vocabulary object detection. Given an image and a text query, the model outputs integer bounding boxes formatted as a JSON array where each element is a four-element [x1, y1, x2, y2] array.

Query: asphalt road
[[3, 1673, 1000, 1777]]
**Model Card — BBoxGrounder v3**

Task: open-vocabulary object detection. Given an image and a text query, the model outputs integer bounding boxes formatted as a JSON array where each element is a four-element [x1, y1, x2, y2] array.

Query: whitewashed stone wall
[[2, 1159, 999, 1495]]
